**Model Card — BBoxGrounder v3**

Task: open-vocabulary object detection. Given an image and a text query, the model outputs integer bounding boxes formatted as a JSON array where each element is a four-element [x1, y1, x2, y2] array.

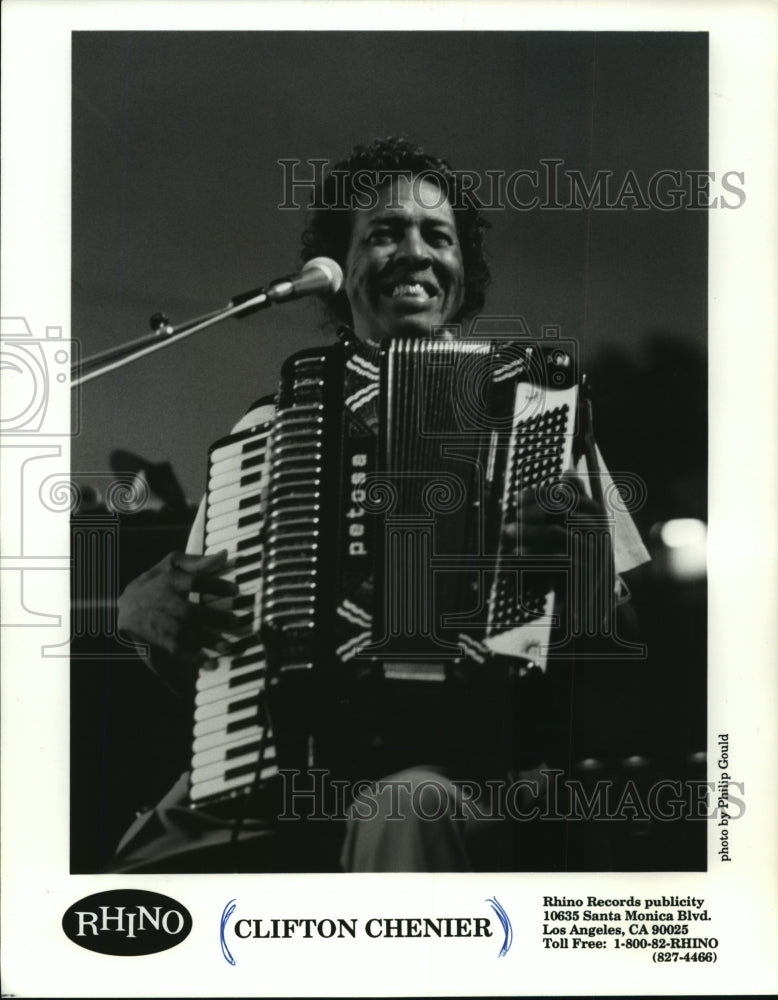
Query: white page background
[[1, 1, 776, 996]]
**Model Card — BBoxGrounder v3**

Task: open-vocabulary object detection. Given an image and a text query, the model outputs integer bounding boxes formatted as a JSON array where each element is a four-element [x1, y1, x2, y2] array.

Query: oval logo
[[62, 889, 192, 956]]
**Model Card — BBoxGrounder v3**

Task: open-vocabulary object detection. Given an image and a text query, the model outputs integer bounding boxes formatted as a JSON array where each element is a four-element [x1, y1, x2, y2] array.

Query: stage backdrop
[[72, 31, 707, 509]]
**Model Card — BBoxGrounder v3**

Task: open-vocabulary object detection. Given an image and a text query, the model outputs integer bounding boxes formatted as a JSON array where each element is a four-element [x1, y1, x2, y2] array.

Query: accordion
[[190, 331, 582, 810]]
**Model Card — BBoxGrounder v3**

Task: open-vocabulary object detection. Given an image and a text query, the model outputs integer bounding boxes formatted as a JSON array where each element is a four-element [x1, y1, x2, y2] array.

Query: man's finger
[[516, 475, 583, 504], [501, 522, 568, 555], [200, 632, 233, 656], [560, 470, 586, 492], [170, 549, 229, 575], [197, 604, 247, 632], [190, 575, 240, 598], [520, 524, 568, 551]]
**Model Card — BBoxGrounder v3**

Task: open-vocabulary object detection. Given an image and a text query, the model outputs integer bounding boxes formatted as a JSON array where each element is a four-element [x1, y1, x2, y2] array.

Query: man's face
[[344, 176, 465, 343]]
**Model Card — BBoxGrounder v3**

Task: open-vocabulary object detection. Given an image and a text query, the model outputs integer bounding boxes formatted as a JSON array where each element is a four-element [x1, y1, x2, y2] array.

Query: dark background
[[70, 31, 708, 873]]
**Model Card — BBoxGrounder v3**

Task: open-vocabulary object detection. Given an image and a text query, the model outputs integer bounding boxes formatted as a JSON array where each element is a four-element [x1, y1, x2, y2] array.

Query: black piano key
[[237, 494, 262, 511], [225, 738, 263, 760], [240, 453, 267, 472], [224, 760, 267, 782], [236, 535, 262, 553], [241, 437, 266, 455], [235, 552, 261, 570], [233, 650, 265, 669], [240, 470, 264, 487], [228, 694, 262, 715], [231, 594, 256, 612], [229, 669, 263, 689], [227, 715, 260, 734]]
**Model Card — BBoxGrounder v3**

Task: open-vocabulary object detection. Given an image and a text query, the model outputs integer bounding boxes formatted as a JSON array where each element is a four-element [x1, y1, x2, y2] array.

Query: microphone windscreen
[[302, 257, 344, 295]]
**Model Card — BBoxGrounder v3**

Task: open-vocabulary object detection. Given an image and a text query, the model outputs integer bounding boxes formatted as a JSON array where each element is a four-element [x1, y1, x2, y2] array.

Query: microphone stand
[[71, 288, 271, 387]]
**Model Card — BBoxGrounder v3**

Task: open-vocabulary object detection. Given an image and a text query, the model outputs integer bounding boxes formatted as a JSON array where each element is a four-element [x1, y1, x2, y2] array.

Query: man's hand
[[118, 550, 240, 691], [501, 472, 616, 639], [502, 472, 604, 557]]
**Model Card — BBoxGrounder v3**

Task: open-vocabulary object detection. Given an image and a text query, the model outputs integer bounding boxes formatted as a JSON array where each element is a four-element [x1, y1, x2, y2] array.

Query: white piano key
[[189, 765, 279, 803], [209, 452, 264, 481], [209, 461, 267, 493], [192, 721, 269, 755], [197, 656, 266, 700], [205, 520, 263, 548], [190, 745, 277, 784], [207, 505, 264, 536], [193, 704, 258, 737], [196, 655, 265, 691], [211, 436, 269, 463], [195, 556, 262, 581], [191, 751, 263, 784], [195, 678, 263, 708], [211, 434, 269, 461], [191, 731, 275, 769], [194, 685, 263, 721], [207, 492, 263, 521], [208, 457, 246, 477], [208, 479, 266, 507], [207, 470, 249, 494]]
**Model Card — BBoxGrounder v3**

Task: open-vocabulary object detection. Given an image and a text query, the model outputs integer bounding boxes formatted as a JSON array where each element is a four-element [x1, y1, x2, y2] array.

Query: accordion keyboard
[[189, 417, 279, 806]]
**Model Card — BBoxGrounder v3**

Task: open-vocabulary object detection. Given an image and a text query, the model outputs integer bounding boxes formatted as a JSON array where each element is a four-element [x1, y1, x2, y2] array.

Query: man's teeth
[[390, 283, 432, 298]]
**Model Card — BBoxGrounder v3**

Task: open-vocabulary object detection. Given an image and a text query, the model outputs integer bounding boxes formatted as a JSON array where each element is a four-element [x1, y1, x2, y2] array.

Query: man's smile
[[382, 276, 440, 303]]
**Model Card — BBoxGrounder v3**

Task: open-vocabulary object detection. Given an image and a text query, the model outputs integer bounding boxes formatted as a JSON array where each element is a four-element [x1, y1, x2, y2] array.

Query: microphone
[[229, 257, 343, 315], [267, 257, 344, 301]]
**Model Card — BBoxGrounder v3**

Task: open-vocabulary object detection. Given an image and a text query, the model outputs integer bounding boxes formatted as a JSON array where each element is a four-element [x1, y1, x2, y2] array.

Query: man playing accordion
[[113, 137, 649, 873]]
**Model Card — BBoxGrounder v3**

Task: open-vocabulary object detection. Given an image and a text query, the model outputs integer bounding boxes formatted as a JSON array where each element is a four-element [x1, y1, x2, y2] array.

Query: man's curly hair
[[301, 136, 490, 329]]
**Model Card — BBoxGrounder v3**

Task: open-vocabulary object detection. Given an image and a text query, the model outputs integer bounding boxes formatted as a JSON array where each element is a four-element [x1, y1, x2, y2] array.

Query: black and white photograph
[[68, 28, 709, 877], [1, 2, 776, 996]]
